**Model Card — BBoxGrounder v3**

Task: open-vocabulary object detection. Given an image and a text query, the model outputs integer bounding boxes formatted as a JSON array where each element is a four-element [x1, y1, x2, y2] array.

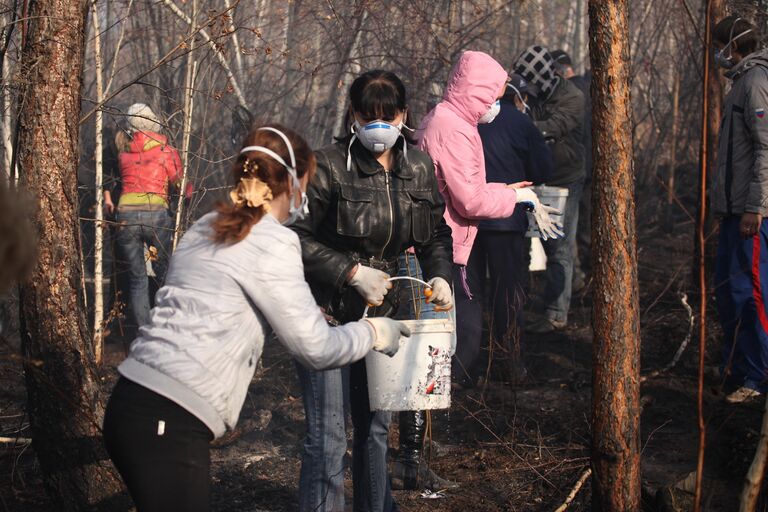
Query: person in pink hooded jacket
[[417, 50, 561, 388]]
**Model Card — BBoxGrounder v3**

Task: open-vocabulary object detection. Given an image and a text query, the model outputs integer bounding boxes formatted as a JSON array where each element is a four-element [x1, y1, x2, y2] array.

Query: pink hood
[[417, 51, 519, 266]]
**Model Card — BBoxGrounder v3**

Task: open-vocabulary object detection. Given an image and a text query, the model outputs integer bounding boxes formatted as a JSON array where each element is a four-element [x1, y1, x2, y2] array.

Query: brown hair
[[714, 15, 759, 56], [211, 124, 316, 244]]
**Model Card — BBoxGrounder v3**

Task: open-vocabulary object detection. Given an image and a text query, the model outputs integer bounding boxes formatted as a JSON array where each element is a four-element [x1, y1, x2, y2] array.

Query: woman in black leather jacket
[[292, 70, 453, 512]]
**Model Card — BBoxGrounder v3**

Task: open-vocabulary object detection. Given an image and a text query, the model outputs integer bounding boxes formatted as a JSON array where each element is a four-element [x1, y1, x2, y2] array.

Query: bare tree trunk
[[740, 394, 768, 511], [330, 8, 368, 140], [2, 52, 12, 181], [667, 64, 680, 208], [174, 58, 197, 250], [574, 0, 586, 72], [694, 0, 725, 509], [589, 0, 641, 510], [92, 0, 105, 364], [17, 0, 125, 508], [161, 0, 248, 110], [222, 0, 243, 74]]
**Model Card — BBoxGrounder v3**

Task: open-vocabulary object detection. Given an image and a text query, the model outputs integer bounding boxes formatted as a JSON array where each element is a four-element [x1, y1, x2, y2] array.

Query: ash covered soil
[[1, 208, 767, 511]]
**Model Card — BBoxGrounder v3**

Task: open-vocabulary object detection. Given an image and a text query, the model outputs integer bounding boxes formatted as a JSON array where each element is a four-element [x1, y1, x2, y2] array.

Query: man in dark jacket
[[464, 74, 553, 386], [552, 50, 593, 289], [710, 16, 768, 403], [514, 45, 586, 333]]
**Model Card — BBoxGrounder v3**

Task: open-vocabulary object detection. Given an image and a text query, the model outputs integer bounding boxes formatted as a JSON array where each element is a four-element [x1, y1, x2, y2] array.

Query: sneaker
[[726, 386, 762, 403], [391, 460, 459, 491], [526, 317, 567, 334]]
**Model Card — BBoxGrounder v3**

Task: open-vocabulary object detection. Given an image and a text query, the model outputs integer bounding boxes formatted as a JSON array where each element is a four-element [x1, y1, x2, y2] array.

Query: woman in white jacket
[[103, 125, 409, 512]]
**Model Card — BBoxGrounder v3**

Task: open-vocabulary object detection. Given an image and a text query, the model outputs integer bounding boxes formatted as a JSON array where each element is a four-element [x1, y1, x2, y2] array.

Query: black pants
[[452, 230, 527, 386], [103, 378, 214, 512]]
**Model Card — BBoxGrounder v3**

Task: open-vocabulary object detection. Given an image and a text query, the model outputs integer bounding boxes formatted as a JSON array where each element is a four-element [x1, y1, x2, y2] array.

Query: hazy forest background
[[2, 0, 768, 511]]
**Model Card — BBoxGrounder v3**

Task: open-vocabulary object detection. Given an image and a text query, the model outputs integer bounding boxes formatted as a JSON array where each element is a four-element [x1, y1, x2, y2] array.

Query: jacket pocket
[[408, 189, 434, 243], [337, 185, 374, 237]]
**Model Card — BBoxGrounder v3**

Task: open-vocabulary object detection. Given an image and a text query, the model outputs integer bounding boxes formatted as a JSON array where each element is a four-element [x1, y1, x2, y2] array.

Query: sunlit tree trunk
[[17, 0, 125, 508], [92, 0, 105, 364], [588, 0, 641, 510]]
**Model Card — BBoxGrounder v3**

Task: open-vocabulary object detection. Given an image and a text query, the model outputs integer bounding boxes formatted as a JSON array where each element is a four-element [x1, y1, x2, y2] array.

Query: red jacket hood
[[127, 131, 168, 153]]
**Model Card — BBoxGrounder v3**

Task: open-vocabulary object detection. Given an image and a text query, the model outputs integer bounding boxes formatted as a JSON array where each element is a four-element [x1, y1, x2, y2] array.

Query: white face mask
[[353, 119, 404, 153], [479, 100, 501, 124], [240, 127, 309, 226]]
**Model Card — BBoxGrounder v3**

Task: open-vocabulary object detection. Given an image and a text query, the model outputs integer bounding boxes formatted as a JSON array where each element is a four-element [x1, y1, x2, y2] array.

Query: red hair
[[211, 124, 316, 244]]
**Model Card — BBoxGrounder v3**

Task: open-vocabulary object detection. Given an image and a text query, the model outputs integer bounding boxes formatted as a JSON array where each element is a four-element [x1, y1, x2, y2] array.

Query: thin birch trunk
[[161, 0, 247, 110], [91, 0, 105, 363], [173, 46, 197, 250], [222, 0, 243, 74], [2, 51, 12, 182]]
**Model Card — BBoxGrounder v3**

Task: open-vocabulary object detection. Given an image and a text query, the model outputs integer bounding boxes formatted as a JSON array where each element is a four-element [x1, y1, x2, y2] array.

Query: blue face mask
[[240, 127, 309, 226]]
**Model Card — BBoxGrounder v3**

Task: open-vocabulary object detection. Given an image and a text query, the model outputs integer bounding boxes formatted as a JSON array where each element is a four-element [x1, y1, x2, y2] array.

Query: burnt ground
[[1, 199, 767, 511]]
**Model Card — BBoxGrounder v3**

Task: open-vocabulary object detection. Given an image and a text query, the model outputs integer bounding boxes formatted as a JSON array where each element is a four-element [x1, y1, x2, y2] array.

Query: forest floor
[[1, 202, 766, 511]]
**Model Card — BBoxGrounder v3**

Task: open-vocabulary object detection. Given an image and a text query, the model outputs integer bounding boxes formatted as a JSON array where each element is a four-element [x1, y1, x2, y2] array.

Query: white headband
[[240, 127, 297, 174]]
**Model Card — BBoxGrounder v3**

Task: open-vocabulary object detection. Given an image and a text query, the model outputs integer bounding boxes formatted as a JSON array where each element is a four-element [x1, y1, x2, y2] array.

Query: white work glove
[[364, 317, 411, 357], [349, 264, 393, 305], [515, 187, 565, 241], [426, 277, 453, 310]]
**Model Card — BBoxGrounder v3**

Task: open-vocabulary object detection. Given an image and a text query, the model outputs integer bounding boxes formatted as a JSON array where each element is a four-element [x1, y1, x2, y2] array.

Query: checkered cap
[[513, 46, 560, 99]]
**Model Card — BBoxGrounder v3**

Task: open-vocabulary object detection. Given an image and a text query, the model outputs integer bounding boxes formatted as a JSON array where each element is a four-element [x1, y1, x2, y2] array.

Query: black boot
[[391, 411, 458, 490]]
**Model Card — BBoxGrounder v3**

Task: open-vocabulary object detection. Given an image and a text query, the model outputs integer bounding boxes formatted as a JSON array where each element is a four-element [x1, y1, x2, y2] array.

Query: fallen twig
[[641, 293, 694, 382], [0, 436, 30, 444], [554, 467, 592, 512]]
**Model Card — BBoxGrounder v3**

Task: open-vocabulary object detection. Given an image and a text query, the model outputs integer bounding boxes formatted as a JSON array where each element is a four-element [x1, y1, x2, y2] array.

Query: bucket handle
[[361, 276, 430, 319]]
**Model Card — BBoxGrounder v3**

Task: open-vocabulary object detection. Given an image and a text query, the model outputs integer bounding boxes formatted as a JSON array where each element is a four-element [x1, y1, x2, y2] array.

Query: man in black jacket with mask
[[514, 45, 586, 333]]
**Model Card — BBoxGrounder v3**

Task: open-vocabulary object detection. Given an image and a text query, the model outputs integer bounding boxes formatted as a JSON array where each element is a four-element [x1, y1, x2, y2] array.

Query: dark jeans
[[104, 378, 214, 512], [115, 208, 173, 327], [452, 231, 527, 386], [296, 360, 395, 512], [541, 181, 583, 324]]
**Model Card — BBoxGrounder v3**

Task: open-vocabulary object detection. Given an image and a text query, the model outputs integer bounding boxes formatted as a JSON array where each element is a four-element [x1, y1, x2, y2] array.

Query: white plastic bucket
[[529, 237, 547, 271], [525, 185, 569, 238], [363, 277, 455, 412]]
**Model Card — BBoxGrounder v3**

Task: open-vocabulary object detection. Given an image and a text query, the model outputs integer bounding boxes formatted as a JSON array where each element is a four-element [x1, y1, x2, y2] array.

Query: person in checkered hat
[[513, 45, 586, 333]]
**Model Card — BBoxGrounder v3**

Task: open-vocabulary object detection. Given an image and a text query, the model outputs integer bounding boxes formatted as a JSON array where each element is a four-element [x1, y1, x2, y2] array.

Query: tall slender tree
[[588, 0, 641, 510], [16, 0, 124, 508]]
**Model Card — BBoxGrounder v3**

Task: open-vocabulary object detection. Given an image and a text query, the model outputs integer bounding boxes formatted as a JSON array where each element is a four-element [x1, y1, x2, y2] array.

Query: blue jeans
[[715, 216, 768, 392], [296, 362, 395, 512], [115, 208, 173, 327], [541, 181, 583, 324]]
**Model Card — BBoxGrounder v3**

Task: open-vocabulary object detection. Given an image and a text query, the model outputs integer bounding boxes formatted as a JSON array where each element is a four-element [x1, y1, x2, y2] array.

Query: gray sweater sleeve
[[240, 230, 374, 371], [745, 68, 768, 214]]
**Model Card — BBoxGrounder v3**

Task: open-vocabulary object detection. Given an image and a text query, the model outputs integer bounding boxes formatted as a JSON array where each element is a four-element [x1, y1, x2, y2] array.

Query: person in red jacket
[[104, 103, 184, 327]]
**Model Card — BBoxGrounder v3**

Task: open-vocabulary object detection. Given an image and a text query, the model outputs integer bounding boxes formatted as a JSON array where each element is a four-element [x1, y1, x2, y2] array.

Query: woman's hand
[[365, 317, 411, 357], [426, 277, 453, 310], [506, 181, 533, 189], [348, 264, 392, 306]]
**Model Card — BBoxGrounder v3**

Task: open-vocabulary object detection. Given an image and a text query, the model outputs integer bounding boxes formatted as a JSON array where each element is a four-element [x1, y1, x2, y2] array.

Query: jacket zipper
[[380, 170, 394, 259]]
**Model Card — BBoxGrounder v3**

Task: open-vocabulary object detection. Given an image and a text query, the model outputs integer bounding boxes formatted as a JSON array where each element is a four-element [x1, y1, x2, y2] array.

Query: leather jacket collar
[[345, 136, 414, 179]]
